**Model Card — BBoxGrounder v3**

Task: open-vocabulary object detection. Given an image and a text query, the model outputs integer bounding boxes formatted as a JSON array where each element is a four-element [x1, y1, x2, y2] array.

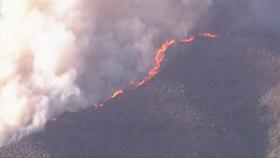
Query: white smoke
[[0, 0, 211, 146]]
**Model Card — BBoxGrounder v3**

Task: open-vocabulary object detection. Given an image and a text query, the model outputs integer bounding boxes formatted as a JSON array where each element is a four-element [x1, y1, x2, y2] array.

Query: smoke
[[204, 0, 280, 39], [245, 0, 280, 38], [0, 0, 211, 146]]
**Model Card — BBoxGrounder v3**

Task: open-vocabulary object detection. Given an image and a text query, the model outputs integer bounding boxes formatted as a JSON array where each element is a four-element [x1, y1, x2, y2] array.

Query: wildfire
[[200, 32, 218, 38], [138, 39, 176, 86], [100, 32, 218, 106]]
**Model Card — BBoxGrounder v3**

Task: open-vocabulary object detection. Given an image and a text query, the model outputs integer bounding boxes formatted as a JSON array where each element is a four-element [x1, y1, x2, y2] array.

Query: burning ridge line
[[94, 32, 218, 107]]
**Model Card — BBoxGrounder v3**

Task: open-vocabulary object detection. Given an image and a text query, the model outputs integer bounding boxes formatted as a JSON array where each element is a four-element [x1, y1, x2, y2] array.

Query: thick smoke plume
[[0, 0, 211, 146]]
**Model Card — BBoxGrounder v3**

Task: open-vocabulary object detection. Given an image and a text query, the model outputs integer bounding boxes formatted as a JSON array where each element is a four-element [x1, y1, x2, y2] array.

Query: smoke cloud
[[0, 0, 212, 146], [204, 0, 280, 39]]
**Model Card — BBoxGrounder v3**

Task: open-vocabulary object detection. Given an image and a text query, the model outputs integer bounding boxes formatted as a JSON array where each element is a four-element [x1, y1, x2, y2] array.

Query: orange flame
[[94, 89, 124, 107], [96, 32, 218, 106], [112, 89, 124, 98], [201, 32, 218, 38], [138, 39, 176, 86], [182, 35, 196, 42]]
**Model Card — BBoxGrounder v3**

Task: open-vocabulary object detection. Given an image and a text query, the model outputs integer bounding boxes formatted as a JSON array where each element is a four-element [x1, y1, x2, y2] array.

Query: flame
[[100, 39, 177, 105], [0, 0, 218, 146], [182, 35, 196, 42], [112, 89, 124, 98], [105, 32, 218, 102], [201, 32, 218, 38], [94, 89, 124, 107], [138, 39, 176, 86]]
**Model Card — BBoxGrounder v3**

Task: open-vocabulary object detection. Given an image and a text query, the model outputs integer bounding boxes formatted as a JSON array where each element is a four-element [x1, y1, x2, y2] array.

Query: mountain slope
[[1, 36, 280, 157]]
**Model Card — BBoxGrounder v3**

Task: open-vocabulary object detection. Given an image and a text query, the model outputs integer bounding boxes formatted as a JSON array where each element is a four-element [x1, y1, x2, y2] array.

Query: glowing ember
[[111, 89, 124, 98], [182, 35, 196, 42], [201, 32, 218, 38]]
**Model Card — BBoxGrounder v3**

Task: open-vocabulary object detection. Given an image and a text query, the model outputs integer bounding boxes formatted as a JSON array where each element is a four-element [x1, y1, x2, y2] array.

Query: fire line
[[97, 32, 218, 107]]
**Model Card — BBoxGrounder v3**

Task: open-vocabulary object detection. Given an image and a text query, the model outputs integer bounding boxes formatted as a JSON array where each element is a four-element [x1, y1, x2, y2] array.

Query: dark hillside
[[2, 36, 280, 157]]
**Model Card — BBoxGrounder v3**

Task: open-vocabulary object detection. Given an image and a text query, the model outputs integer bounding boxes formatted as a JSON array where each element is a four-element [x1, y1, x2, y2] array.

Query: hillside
[[1, 36, 280, 157]]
